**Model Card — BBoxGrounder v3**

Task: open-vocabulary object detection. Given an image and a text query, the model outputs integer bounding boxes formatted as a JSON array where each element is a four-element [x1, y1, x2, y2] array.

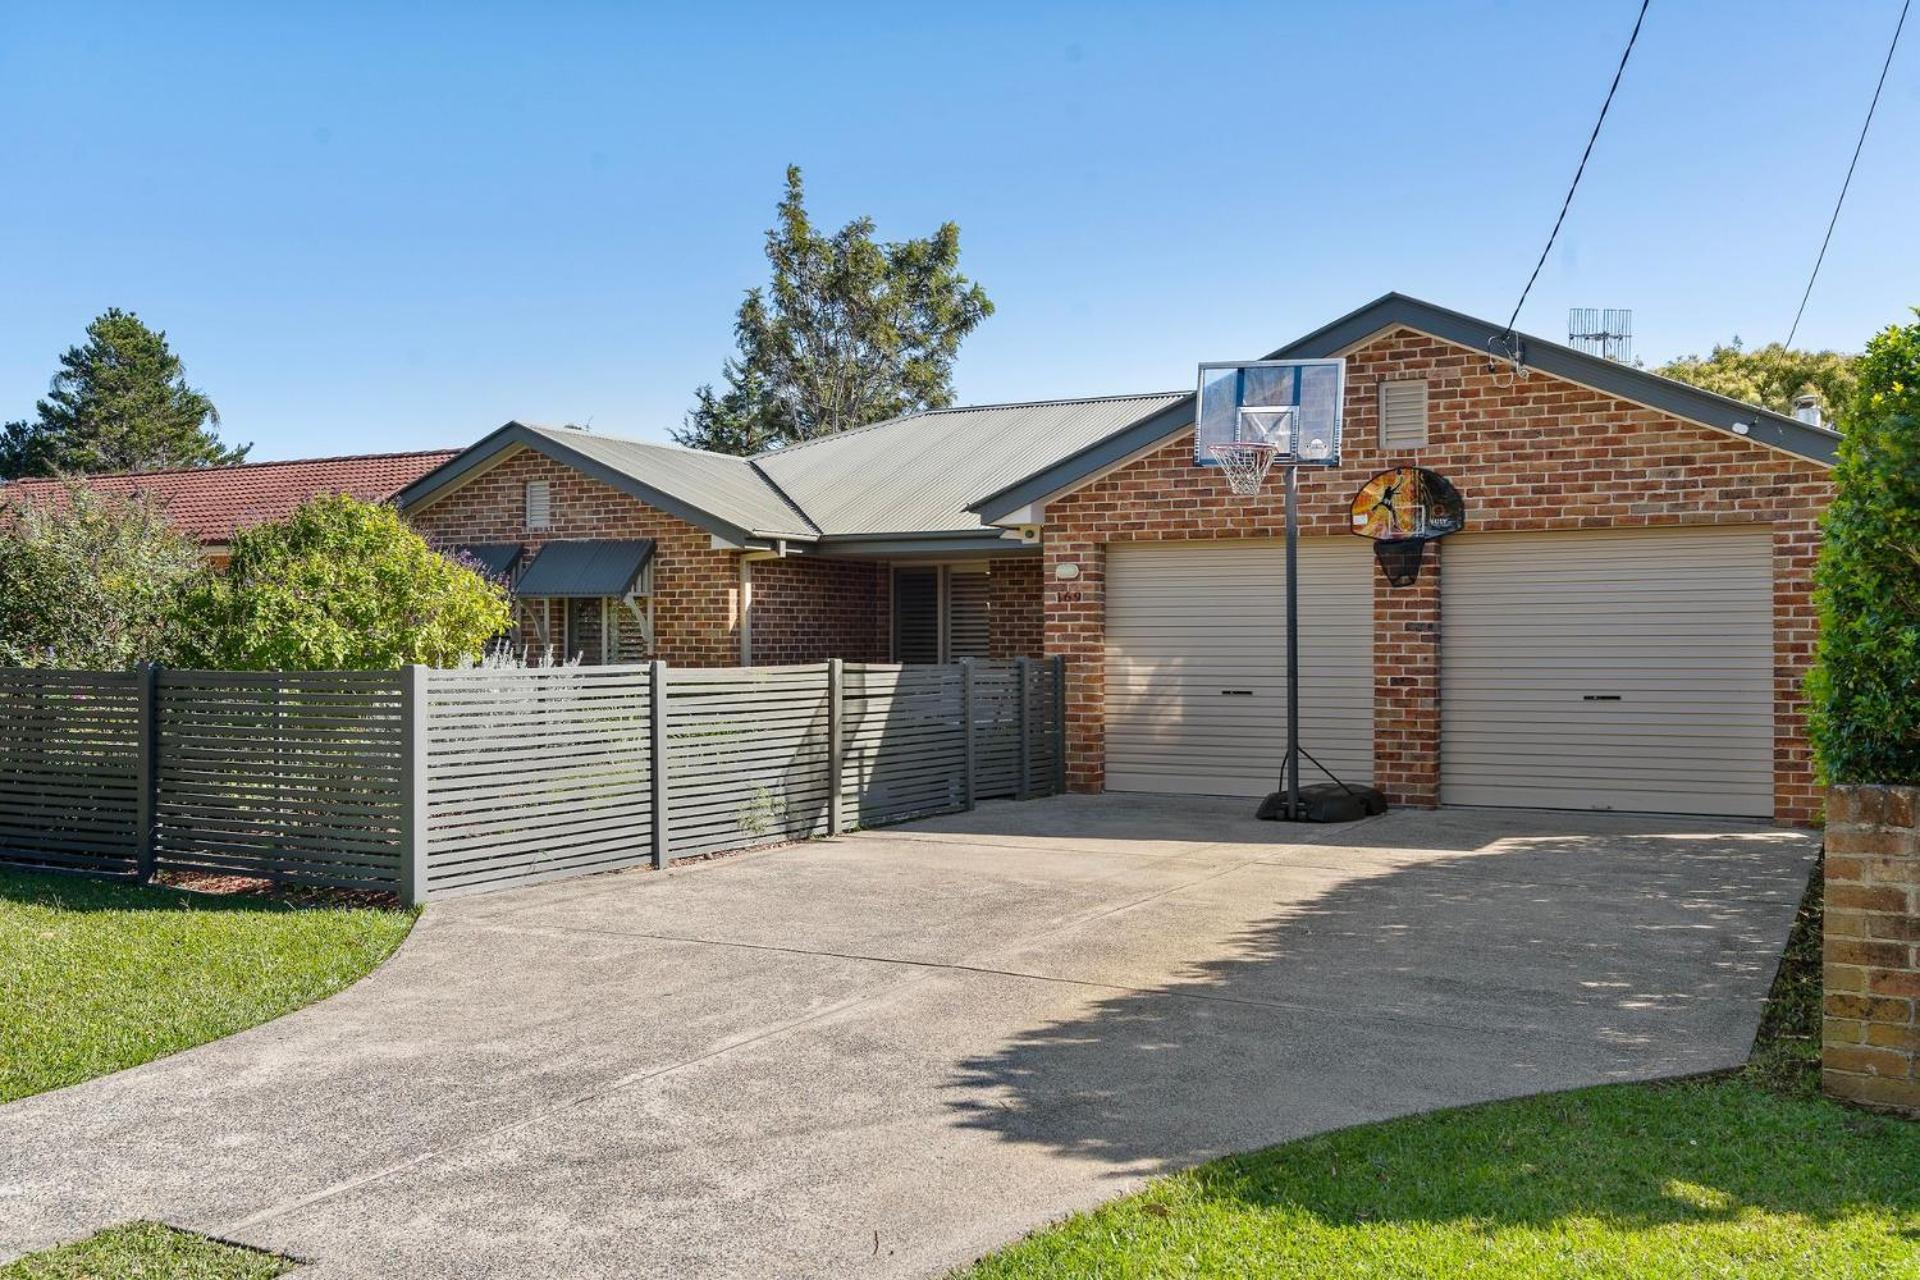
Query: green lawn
[[0, 1222, 292, 1280], [0, 868, 414, 1105], [961, 864, 1920, 1280]]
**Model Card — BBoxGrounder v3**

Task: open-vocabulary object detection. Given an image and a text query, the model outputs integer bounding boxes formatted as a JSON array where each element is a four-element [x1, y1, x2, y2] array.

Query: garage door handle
[[1221, 689, 1254, 697], [1582, 694, 1623, 701]]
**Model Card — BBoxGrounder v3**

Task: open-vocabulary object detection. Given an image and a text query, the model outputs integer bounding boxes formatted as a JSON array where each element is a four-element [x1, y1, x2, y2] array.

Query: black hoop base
[[1257, 781, 1388, 823]]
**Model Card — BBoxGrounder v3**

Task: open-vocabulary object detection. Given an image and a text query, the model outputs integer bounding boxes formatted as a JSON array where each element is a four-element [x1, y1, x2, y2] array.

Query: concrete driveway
[[0, 797, 1817, 1278]]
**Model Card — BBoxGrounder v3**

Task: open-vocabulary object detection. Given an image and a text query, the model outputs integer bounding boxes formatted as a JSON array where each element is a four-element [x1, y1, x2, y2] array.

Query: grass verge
[[0, 867, 414, 1105], [960, 859, 1920, 1279], [0, 1222, 293, 1280]]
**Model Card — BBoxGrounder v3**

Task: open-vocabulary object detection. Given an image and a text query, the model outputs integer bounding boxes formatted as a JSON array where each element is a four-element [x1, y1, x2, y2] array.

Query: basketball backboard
[[1195, 359, 1346, 467]]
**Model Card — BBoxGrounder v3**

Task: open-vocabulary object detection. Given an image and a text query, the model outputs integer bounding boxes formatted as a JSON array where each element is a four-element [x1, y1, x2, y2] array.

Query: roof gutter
[[812, 529, 1038, 558]]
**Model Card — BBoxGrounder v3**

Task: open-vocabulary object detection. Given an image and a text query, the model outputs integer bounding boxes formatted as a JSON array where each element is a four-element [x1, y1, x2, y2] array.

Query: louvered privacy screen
[[0, 657, 1067, 904], [894, 570, 940, 663], [947, 571, 992, 659]]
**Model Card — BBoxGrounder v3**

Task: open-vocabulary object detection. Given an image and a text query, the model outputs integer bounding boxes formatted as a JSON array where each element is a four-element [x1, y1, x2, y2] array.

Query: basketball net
[[1373, 538, 1429, 587], [1208, 441, 1279, 497]]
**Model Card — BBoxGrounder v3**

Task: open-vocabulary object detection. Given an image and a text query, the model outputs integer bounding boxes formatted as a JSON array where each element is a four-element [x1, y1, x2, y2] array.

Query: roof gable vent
[[1379, 379, 1429, 451], [526, 479, 552, 530]]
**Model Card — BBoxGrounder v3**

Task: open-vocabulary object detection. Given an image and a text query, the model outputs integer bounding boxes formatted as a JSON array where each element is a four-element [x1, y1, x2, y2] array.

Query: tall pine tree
[[677, 167, 993, 455], [0, 309, 247, 478]]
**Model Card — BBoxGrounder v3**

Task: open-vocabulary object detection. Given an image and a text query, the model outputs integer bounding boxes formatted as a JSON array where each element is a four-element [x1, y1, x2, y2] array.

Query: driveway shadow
[[943, 816, 1819, 1179]]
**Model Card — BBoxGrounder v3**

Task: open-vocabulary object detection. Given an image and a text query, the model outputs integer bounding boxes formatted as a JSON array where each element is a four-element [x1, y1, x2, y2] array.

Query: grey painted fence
[[152, 670, 408, 892], [420, 665, 655, 898], [0, 669, 147, 876], [0, 656, 1068, 904]]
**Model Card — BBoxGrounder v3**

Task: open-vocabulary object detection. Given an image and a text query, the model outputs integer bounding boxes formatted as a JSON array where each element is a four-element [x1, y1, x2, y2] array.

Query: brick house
[[402, 294, 1837, 824], [0, 450, 458, 567]]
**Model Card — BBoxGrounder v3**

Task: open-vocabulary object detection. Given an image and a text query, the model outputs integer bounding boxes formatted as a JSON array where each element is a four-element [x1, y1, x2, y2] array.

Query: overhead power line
[[1786, 0, 1910, 348], [1497, 0, 1652, 355]]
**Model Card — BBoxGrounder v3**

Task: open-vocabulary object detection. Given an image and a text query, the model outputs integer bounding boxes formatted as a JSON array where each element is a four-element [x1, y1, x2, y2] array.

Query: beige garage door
[[1105, 539, 1374, 796], [1441, 526, 1774, 817]]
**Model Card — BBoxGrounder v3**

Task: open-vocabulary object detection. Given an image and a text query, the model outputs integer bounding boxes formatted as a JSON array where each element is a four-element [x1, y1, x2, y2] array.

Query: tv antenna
[[1568, 308, 1634, 363]]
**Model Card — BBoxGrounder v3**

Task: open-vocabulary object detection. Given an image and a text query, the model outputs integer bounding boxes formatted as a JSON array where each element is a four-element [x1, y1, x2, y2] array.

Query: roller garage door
[[1440, 526, 1774, 817], [1105, 539, 1374, 796]]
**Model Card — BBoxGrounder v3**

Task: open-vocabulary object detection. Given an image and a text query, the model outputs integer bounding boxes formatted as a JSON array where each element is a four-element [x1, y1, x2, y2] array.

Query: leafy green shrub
[[0, 483, 203, 668], [1808, 312, 1920, 784], [1657, 338, 1858, 426], [178, 493, 511, 670]]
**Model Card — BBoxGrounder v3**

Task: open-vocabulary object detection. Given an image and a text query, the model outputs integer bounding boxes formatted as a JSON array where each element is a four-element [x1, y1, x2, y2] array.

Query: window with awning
[[515, 539, 655, 598], [516, 539, 657, 664]]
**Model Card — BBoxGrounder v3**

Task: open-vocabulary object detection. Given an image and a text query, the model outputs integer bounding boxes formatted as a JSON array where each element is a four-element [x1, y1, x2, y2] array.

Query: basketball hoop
[[1349, 467, 1468, 587], [1193, 358, 1355, 824], [1208, 441, 1279, 497]]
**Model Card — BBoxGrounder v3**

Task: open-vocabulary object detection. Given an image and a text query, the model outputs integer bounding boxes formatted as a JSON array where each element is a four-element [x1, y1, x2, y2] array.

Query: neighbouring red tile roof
[[0, 450, 460, 546]]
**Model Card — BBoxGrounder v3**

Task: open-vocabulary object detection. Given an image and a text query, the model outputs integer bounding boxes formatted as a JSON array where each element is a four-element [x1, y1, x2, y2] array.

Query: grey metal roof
[[398, 422, 818, 543], [523, 426, 819, 538], [411, 293, 1833, 548], [515, 538, 655, 598], [753, 393, 1186, 536], [1266, 293, 1841, 463], [970, 293, 1840, 525]]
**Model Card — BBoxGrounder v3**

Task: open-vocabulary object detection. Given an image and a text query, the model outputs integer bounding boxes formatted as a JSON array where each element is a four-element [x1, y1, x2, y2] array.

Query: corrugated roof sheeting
[[515, 538, 656, 598], [523, 426, 819, 538], [753, 394, 1185, 535]]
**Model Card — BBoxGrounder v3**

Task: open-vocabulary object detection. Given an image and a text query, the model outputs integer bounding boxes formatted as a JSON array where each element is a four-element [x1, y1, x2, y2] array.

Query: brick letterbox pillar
[[1822, 784, 1920, 1115]]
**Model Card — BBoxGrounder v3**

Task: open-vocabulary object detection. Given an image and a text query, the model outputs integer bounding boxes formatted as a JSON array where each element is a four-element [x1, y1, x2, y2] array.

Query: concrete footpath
[[0, 797, 1818, 1278]]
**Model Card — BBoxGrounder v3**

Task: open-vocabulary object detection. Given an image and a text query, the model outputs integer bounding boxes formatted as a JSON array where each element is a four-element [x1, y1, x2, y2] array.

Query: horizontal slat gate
[[0, 670, 145, 874], [971, 663, 1023, 799], [666, 664, 834, 860], [152, 671, 406, 891], [1025, 658, 1065, 796], [842, 664, 969, 823], [422, 665, 654, 895]]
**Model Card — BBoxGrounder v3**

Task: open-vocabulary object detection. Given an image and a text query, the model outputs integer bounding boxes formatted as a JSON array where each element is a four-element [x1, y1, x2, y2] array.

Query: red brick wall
[[407, 449, 743, 667], [1042, 327, 1832, 821], [750, 556, 890, 663], [989, 557, 1046, 660]]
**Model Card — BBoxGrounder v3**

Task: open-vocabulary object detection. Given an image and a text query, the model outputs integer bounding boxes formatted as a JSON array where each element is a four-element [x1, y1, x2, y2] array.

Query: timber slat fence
[[0, 657, 1067, 904]]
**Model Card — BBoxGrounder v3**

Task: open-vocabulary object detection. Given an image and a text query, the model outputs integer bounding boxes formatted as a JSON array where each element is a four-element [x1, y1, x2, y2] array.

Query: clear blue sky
[[3, 1, 1914, 462]]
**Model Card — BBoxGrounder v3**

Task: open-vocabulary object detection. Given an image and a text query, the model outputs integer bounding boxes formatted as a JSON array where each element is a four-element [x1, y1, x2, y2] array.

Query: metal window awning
[[451, 543, 525, 579], [514, 539, 656, 598]]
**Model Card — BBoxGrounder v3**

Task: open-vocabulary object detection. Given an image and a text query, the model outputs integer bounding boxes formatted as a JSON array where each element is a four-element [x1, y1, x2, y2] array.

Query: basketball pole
[[1283, 463, 1302, 821]]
